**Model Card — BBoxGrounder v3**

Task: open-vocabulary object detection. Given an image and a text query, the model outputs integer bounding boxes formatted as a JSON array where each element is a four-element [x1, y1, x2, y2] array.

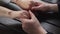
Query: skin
[[0, 0, 58, 34], [11, 0, 40, 10], [11, 0, 32, 10], [20, 11, 47, 34], [0, 6, 29, 19], [12, 0, 58, 12], [0, 6, 47, 34], [31, 1, 58, 12], [11, 0, 55, 34]]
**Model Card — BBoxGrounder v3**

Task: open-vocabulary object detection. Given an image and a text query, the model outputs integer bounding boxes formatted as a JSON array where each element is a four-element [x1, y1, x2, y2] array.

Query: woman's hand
[[11, 10, 29, 19], [0, 6, 29, 19], [20, 10, 47, 34]]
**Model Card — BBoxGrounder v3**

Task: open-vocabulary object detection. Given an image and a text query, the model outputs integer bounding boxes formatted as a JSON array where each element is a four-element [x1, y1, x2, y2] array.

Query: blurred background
[[42, 0, 57, 3]]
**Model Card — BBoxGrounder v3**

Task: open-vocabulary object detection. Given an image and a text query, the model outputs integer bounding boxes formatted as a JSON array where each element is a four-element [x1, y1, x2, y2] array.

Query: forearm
[[38, 26, 47, 34], [0, 6, 13, 18], [39, 1, 58, 12], [48, 4, 58, 12], [28, 26, 47, 34]]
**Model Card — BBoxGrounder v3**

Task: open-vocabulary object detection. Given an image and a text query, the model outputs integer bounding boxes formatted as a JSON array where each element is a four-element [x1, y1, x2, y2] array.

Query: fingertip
[[29, 10, 31, 12], [29, 10, 33, 14], [31, 7, 38, 10], [29, 10, 32, 14]]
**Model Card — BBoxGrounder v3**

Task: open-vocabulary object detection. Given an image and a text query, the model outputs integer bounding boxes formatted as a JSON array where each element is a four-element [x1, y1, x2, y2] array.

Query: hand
[[20, 10, 47, 34], [11, 0, 40, 10], [11, 10, 29, 19], [31, 1, 50, 11]]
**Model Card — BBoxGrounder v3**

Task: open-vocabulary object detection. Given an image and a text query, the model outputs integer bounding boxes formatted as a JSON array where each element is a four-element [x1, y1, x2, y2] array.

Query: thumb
[[29, 10, 36, 19], [31, 6, 40, 10]]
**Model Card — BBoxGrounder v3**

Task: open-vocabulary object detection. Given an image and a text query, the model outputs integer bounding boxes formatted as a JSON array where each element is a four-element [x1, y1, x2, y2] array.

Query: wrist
[[0, 6, 14, 18], [38, 26, 47, 34], [28, 26, 47, 34], [48, 4, 58, 12], [10, 11, 20, 19]]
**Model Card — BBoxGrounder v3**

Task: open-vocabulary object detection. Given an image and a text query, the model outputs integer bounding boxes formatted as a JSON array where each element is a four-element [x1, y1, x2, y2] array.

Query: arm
[[38, 1, 58, 12], [11, 0, 59, 12], [42, 1, 58, 12], [28, 26, 47, 34], [29, 1, 58, 12], [0, 6, 13, 18], [48, 4, 58, 12], [0, 6, 29, 19], [40, 1, 59, 12]]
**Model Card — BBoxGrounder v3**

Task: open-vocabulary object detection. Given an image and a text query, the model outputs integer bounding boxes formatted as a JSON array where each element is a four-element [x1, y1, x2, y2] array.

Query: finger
[[29, 10, 36, 19], [31, 6, 40, 10]]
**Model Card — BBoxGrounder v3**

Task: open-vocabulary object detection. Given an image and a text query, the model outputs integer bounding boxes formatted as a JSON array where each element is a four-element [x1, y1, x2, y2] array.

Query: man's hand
[[31, 1, 58, 12], [31, 1, 50, 11], [20, 10, 47, 34], [11, 0, 58, 12], [12, 0, 50, 11]]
